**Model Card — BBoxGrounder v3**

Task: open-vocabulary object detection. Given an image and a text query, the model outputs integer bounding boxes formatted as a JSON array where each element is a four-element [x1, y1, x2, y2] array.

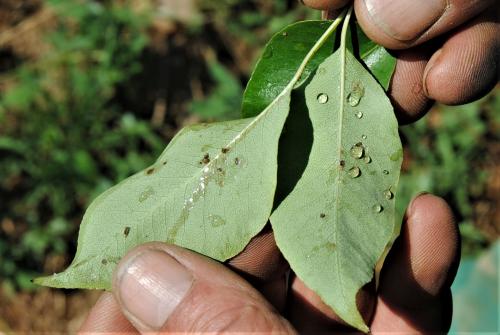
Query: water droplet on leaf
[[317, 93, 328, 104], [372, 204, 383, 213], [350, 143, 364, 159], [263, 47, 273, 59], [361, 135, 367, 140], [384, 189, 394, 200], [363, 156, 371, 164], [383, 170, 389, 175], [348, 166, 360, 178], [347, 82, 365, 107], [354, 111, 363, 119]]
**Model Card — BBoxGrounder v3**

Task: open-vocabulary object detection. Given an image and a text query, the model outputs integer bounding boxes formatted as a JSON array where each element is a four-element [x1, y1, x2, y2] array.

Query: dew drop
[[361, 135, 367, 140], [282, 32, 288, 37], [383, 170, 389, 175], [234, 157, 240, 165], [263, 47, 273, 59], [354, 111, 363, 119], [384, 189, 394, 200], [363, 156, 372, 164], [317, 93, 329, 104], [372, 204, 383, 213], [348, 166, 361, 178], [350, 143, 364, 159], [347, 82, 365, 107]]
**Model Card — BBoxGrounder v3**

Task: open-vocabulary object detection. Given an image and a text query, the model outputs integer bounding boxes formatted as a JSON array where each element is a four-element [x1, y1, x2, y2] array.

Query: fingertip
[[380, 193, 460, 299], [405, 193, 460, 294], [373, 194, 459, 332], [423, 10, 499, 105], [300, 0, 350, 10]]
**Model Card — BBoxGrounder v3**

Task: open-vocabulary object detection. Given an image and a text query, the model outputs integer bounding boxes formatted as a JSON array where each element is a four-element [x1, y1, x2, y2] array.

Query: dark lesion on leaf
[[221, 147, 230, 154], [123, 226, 131, 237], [101, 259, 108, 265], [200, 153, 210, 165], [146, 167, 155, 175], [339, 160, 345, 170], [320, 213, 326, 218]]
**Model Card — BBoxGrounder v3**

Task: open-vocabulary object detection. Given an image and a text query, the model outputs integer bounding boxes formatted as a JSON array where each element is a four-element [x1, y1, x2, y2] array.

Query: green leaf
[[270, 48, 403, 331], [242, 20, 396, 118], [242, 20, 335, 118], [34, 16, 347, 290]]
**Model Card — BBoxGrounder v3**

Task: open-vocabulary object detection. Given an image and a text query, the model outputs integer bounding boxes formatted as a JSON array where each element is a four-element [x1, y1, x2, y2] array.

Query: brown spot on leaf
[[201, 153, 210, 164]]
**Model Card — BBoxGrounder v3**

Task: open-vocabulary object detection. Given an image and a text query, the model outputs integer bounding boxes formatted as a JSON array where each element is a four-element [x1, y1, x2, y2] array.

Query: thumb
[[112, 242, 295, 334]]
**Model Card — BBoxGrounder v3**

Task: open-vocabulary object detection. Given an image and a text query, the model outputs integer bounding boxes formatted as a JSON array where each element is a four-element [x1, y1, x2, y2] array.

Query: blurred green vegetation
[[0, 0, 497, 290]]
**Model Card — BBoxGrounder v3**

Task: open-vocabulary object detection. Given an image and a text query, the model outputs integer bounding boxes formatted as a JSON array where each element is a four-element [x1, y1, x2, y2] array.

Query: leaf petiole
[[289, 6, 350, 88]]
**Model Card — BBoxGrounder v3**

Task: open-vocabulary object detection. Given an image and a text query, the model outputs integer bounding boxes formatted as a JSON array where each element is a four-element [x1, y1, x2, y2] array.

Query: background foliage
[[0, 0, 498, 296]]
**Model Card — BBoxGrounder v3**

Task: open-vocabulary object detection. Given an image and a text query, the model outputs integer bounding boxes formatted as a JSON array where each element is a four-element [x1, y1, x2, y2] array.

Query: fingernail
[[422, 49, 443, 97], [363, 0, 447, 41], [116, 250, 193, 330]]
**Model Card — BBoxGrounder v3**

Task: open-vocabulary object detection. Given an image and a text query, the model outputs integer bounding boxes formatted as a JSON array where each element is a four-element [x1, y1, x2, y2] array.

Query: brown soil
[[0, 288, 100, 333]]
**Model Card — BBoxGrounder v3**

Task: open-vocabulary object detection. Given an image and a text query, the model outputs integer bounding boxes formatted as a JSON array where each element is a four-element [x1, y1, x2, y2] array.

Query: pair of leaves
[[36, 17, 402, 333]]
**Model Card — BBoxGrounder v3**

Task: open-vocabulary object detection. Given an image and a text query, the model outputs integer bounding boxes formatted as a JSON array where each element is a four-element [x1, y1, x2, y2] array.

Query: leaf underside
[[35, 91, 293, 290], [270, 49, 402, 332]]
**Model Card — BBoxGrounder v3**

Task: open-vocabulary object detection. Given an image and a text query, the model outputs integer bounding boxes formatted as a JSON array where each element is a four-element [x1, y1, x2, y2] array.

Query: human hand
[[303, 0, 499, 123], [79, 194, 459, 333]]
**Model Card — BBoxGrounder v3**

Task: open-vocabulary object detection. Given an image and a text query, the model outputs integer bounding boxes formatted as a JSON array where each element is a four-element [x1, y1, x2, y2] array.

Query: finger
[[79, 292, 138, 333], [355, 0, 496, 49], [371, 194, 460, 333], [300, 0, 350, 10], [228, 227, 289, 311], [112, 242, 296, 333], [423, 9, 499, 105], [228, 226, 287, 282], [288, 276, 375, 333], [389, 44, 435, 124]]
